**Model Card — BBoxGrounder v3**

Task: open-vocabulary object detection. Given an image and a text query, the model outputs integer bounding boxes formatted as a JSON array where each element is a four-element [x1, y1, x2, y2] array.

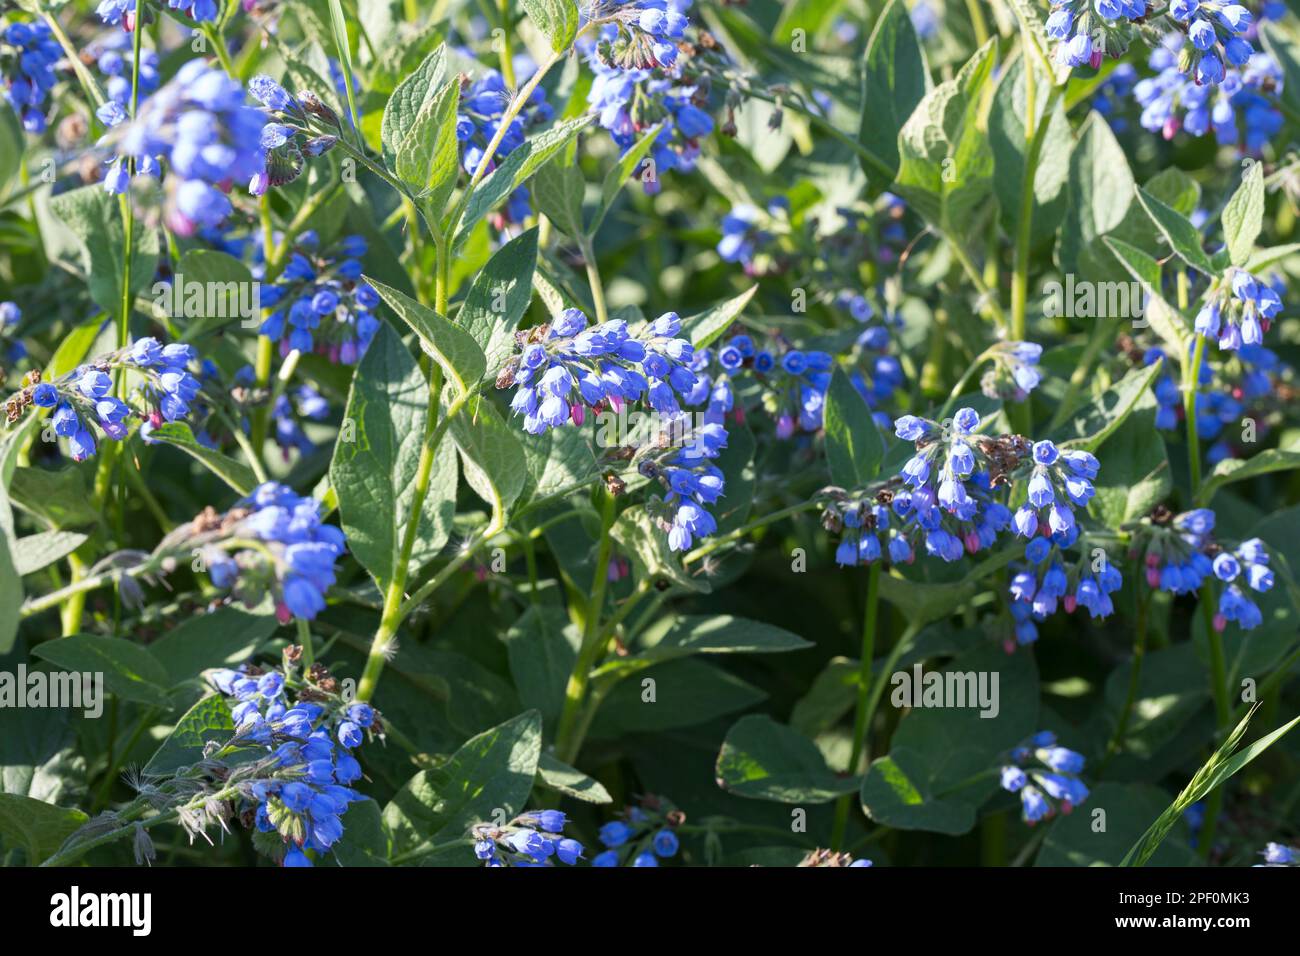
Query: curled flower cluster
[[90, 33, 160, 128], [3, 337, 204, 461], [980, 341, 1044, 402], [246, 75, 342, 195], [1194, 269, 1282, 351], [586, 2, 712, 196], [1134, 507, 1271, 630], [209, 657, 374, 867], [1012, 440, 1099, 546], [472, 811, 584, 867], [592, 794, 683, 867], [1046, 0, 1145, 69], [1133, 36, 1283, 154], [458, 68, 554, 224], [190, 481, 347, 622], [999, 731, 1090, 824], [2, 20, 61, 133], [259, 231, 380, 362], [1168, 0, 1255, 85], [693, 333, 899, 437], [891, 409, 1020, 561], [100, 60, 266, 235], [1007, 550, 1123, 644], [638, 412, 728, 551], [502, 308, 697, 434]]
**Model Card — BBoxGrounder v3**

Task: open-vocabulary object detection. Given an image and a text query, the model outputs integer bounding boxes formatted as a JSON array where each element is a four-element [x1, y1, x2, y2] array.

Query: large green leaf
[[456, 227, 539, 381], [501, 606, 579, 725], [148, 606, 279, 686], [330, 323, 458, 589], [150, 422, 258, 496], [48, 185, 159, 318], [716, 715, 860, 803], [142, 693, 236, 776], [383, 710, 543, 858], [1220, 161, 1265, 268], [365, 276, 487, 396], [519, 0, 580, 52], [449, 395, 526, 534], [32, 635, 171, 708], [858, 0, 928, 192], [823, 366, 885, 488], [0, 793, 88, 864]]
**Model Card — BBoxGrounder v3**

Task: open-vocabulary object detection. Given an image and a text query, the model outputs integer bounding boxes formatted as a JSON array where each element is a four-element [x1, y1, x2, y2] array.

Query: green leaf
[[823, 366, 885, 488], [48, 185, 159, 318], [9, 463, 99, 529], [501, 605, 579, 724], [0, 793, 88, 864], [148, 606, 279, 686], [1090, 405, 1170, 528], [330, 323, 457, 589], [716, 714, 860, 803], [1103, 235, 1191, 357], [519, 0, 580, 51], [0, 428, 27, 653], [532, 159, 587, 238], [894, 40, 996, 240], [456, 116, 592, 245], [458, 227, 539, 382], [1038, 783, 1198, 866], [1221, 161, 1265, 268], [536, 753, 612, 804], [11, 530, 90, 577], [394, 78, 461, 213], [591, 125, 660, 235], [858, 0, 929, 192], [683, 286, 757, 349], [0, 705, 85, 804], [990, 57, 1071, 247], [1059, 114, 1136, 284], [1136, 185, 1215, 276], [590, 659, 765, 736], [142, 694, 236, 776], [384, 710, 543, 856], [364, 276, 487, 396], [1200, 449, 1300, 503], [1052, 359, 1164, 453], [149, 422, 258, 496], [32, 635, 171, 708], [610, 505, 709, 593], [859, 642, 1038, 834], [597, 614, 811, 679], [381, 45, 448, 165], [172, 249, 256, 340], [449, 394, 525, 534]]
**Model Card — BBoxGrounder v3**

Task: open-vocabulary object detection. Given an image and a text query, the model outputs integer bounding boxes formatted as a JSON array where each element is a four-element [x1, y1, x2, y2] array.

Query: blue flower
[[1, 21, 63, 133]]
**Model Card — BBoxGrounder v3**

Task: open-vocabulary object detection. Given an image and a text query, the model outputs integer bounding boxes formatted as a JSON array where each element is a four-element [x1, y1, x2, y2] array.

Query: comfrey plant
[[6, 0, 1300, 882]]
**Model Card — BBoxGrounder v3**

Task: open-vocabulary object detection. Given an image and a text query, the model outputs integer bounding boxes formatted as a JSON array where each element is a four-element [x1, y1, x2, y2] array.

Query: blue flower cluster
[[1168, 0, 1255, 85], [1133, 35, 1283, 153], [1195, 269, 1282, 351], [586, 2, 711, 196], [246, 75, 341, 195], [891, 409, 1018, 561], [505, 308, 698, 434], [259, 231, 380, 363], [100, 60, 266, 236], [472, 811, 584, 867], [592, 796, 682, 867], [98, 0, 219, 29], [1007, 550, 1123, 644], [1012, 440, 1099, 546], [639, 412, 728, 551], [1, 300, 24, 364], [197, 481, 347, 622], [10, 337, 202, 461], [999, 731, 1090, 824], [981, 341, 1044, 402], [209, 664, 372, 867], [692, 333, 899, 438], [2, 20, 61, 133], [1138, 508, 1271, 630], [1046, 0, 1145, 69], [90, 31, 161, 128], [458, 68, 554, 225]]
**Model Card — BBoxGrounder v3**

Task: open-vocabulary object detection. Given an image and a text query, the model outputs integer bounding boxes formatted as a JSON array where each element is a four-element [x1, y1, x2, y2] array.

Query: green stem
[[1103, 587, 1150, 764], [580, 237, 611, 325], [683, 500, 819, 565], [830, 562, 882, 850], [554, 489, 618, 762]]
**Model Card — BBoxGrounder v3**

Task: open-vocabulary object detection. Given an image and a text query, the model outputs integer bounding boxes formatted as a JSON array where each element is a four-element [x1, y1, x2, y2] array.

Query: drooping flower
[[1000, 731, 1090, 824], [1, 20, 63, 133]]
